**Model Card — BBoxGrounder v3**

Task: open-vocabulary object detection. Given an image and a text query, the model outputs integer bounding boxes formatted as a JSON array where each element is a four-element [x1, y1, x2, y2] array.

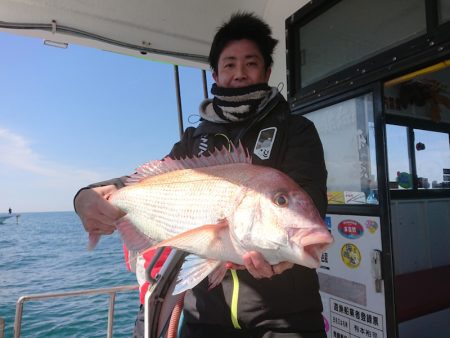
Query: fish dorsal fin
[[126, 142, 251, 185]]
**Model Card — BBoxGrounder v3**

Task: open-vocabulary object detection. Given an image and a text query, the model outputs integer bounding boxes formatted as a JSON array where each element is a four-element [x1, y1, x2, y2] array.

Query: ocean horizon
[[0, 211, 138, 337]]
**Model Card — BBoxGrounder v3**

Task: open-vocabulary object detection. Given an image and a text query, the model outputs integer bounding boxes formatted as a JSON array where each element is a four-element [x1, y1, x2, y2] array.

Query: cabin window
[[438, 0, 450, 24], [414, 129, 450, 189], [386, 125, 450, 190], [298, 0, 426, 88], [305, 93, 378, 205], [384, 61, 450, 193], [386, 125, 413, 190]]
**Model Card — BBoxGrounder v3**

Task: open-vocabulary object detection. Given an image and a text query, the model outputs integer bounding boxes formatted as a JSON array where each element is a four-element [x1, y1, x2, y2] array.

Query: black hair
[[208, 12, 278, 73]]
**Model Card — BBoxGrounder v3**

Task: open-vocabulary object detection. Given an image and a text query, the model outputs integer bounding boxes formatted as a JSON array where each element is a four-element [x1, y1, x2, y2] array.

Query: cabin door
[[304, 86, 393, 338], [383, 64, 450, 338]]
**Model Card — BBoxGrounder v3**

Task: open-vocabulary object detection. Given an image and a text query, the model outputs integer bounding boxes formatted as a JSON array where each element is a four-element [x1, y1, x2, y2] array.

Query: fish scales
[[111, 164, 252, 244]]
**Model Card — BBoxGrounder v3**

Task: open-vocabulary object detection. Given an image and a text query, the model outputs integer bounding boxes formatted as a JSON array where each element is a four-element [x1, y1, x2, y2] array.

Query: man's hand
[[227, 251, 294, 279], [74, 185, 125, 236]]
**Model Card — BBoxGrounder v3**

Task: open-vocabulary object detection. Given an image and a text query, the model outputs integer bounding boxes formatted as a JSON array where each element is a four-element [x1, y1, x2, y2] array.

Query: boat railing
[[13, 284, 139, 338], [1, 316, 5, 338]]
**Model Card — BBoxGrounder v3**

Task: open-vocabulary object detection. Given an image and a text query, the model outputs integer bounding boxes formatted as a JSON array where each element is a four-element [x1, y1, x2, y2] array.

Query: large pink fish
[[99, 144, 333, 293]]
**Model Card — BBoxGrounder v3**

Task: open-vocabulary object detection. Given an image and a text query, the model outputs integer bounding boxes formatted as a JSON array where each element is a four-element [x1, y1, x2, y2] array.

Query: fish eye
[[273, 192, 289, 207]]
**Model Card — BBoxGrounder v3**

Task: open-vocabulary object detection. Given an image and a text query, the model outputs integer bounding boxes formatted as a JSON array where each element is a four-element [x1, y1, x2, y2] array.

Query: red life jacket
[[123, 244, 172, 304]]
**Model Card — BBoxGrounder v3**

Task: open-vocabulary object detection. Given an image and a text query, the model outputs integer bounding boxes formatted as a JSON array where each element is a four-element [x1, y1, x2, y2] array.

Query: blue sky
[[0, 32, 212, 213]]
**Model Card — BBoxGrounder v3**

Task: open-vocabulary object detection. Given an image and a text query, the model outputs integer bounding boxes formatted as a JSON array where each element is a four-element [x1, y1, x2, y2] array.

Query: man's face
[[213, 39, 271, 88]]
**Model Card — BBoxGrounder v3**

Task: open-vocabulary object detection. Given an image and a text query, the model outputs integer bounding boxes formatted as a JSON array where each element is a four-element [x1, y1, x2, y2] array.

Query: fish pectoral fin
[[265, 231, 288, 248], [240, 230, 286, 250], [115, 216, 156, 251], [251, 238, 281, 250], [155, 221, 230, 255], [173, 255, 223, 295], [208, 264, 228, 290]]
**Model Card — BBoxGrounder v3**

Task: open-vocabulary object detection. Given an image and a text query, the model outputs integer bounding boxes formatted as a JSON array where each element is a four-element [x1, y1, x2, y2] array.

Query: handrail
[[13, 284, 138, 338], [0, 317, 5, 338], [145, 249, 187, 338]]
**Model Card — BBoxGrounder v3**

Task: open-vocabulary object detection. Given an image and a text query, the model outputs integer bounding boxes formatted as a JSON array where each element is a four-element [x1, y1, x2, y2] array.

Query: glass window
[[299, 0, 426, 87], [438, 0, 450, 24], [386, 125, 412, 190], [414, 129, 450, 189], [305, 93, 378, 205], [384, 62, 450, 124], [180, 66, 213, 128], [386, 125, 450, 190]]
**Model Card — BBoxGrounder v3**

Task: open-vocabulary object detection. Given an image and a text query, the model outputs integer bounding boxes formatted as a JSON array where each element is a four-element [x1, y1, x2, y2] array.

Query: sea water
[[0, 211, 138, 338]]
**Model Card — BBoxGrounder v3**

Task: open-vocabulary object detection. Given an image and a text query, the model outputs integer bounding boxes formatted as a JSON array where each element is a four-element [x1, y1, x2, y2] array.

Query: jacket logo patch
[[254, 127, 277, 160], [198, 135, 208, 156]]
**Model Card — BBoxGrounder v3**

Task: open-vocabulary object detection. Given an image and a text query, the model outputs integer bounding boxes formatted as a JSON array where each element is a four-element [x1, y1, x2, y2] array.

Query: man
[[74, 12, 327, 338]]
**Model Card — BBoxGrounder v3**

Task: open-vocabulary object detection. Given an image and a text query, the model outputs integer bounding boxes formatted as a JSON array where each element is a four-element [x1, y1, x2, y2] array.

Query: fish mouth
[[303, 243, 331, 267], [299, 231, 334, 268]]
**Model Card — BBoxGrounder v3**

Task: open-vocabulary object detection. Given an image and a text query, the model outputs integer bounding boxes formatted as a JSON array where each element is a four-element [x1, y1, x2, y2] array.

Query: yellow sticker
[[327, 191, 345, 204], [341, 243, 361, 269]]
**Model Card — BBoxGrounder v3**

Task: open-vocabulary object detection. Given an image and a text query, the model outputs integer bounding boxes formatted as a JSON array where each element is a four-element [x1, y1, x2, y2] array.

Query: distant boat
[[0, 215, 13, 224]]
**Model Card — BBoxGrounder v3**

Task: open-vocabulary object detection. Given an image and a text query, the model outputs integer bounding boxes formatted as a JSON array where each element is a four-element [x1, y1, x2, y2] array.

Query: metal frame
[[0, 317, 5, 338], [385, 114, 450, 199], [0, 21, 208, 64], [144, 250, 187, 338], [174, 65, 185, 138], [13, 284, 138, 338], [285, 0, 450, 108]]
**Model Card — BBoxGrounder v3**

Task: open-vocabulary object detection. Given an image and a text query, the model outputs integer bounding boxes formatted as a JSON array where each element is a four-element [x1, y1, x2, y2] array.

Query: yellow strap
[[230, 269, 242, 329]]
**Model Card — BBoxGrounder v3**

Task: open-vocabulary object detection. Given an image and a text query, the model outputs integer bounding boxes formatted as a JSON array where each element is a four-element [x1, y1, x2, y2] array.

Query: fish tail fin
[[87, 233, 101, 251]]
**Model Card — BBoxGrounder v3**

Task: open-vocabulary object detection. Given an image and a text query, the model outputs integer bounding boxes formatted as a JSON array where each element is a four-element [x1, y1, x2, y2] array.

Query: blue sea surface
[[0, 211, 138, 338]]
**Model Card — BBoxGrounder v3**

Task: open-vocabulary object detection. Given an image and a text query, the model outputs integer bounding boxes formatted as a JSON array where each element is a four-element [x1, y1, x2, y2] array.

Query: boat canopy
[[0, 0, 303, 87]]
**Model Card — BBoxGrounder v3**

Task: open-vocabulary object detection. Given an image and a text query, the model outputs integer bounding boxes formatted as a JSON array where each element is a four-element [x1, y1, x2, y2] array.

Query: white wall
[[391, 198, 450, 274]]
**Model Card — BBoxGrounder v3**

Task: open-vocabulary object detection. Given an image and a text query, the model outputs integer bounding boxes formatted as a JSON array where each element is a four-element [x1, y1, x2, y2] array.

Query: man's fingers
[[272, 261, 294, 275], [90, 226, 115, 235], [83, 217, 116, 234], [241, 252, 294, 279], [92, 222, 116, 234], [243, 252, 273, 279], [231, 252, 295, 279], [99, 199, 125, 220], [92, 212, 119, 227], [76, 185, 124, 222]]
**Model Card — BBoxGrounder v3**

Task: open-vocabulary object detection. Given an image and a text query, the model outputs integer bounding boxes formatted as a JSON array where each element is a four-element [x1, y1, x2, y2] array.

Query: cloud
[[0, 128, 103, 180], [0, 128, 111, 211], [0, 128, 44, 173]]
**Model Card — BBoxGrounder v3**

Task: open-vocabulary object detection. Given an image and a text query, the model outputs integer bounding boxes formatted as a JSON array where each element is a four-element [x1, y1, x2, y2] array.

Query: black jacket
[[169, 92, 328, 331]]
